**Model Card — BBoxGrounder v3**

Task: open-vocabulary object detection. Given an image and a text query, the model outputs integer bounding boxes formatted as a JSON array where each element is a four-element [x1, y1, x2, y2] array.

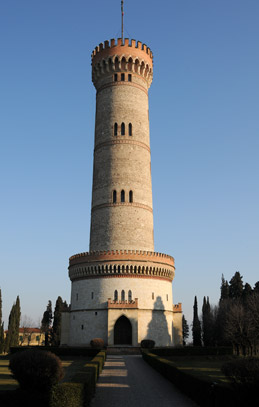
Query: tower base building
[[61, 38, 182, 347]]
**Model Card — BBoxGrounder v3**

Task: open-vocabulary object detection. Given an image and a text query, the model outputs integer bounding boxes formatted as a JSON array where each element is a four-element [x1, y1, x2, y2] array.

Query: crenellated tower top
[[91, 38, 153, 89]]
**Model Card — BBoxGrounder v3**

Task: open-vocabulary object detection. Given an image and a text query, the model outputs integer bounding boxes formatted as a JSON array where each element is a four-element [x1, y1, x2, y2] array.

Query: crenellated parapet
[[69, 250, 175, 283], [91, 38, 153, 88], [173, 303, 182, 313]]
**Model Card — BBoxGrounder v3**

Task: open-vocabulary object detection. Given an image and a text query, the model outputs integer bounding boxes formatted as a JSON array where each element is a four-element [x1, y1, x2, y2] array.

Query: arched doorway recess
[[114, 315, 132, 345]]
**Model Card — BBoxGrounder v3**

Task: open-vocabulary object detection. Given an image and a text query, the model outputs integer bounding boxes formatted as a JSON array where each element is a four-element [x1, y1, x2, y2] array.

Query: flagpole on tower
[[121, 0, 124, 42]]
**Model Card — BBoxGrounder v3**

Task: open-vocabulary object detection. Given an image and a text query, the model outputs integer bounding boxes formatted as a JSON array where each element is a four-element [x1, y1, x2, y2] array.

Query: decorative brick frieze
[[68, 250, 175, 283], [107, 298, 138, 309]]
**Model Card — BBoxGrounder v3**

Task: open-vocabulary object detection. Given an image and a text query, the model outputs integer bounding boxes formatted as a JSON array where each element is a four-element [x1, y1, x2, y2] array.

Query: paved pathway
[[91, 355, 197, 407]]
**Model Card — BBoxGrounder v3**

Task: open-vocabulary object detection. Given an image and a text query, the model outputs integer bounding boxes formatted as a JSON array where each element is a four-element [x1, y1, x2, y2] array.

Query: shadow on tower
[[145, 296, 171, 346]]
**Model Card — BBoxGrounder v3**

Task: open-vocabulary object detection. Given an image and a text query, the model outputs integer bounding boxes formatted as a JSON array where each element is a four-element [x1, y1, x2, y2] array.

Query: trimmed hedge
[[142, 351, 241, 407], [140, 340, 155, 349], [0, 350, 106, 407], [151, 346, 233, 357], [10, 346, 103, 357], [50, 383, 85, 407], [50, 350, 106, 407]]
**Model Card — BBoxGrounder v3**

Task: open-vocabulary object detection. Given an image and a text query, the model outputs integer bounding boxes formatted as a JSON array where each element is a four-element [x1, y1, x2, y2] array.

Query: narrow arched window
[[128, 74, 132, 82], [128, 290, 132, 302], [121, 122, 125, 136], [113, 190, 117, 203], [121, 290, 125, 301], [114, 123, 118, 136], [121, 73, 125, 81], [114, 290, 118, 301], [129, 190, 133, 203], [129, 123, 132, 136], [121, 190, 125, 203], [114, 73, 118, 82]]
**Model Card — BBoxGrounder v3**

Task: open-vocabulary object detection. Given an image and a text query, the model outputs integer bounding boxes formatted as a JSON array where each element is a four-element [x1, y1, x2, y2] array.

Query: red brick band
[[70, 273, 174, 283], [91, 202, 153, 214], [94, 138, 150, 153]]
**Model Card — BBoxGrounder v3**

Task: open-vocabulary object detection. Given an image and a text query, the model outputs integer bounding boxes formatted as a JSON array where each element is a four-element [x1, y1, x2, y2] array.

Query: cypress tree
[[0, 289, 4, 353], [192, 296, 202, 346], [14, 296, 21, 345], [52, 296, 64, 346], [229, 271, 243, 299], [220, 274, 229, 301], [0, 323, 4, 354], [5, 296, 21, 352], [202, 296, 214, 346], [182, 315, 189, 346], [0, 288, 2, 326], [41, 300, 52, 346]]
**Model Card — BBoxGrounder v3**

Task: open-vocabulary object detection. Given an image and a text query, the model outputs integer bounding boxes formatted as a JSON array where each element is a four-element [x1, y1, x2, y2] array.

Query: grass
[[0, 355, 18, 391], [0, 354, 92, 391], [60, 356, 92, 382], [162, 355, 236, 384]]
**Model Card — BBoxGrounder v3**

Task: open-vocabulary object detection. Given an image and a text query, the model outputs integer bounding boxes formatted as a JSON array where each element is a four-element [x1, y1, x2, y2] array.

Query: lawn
[[0, 355, 18, 391], [0, 354, 92, 391], [162, 355, 236, 384]]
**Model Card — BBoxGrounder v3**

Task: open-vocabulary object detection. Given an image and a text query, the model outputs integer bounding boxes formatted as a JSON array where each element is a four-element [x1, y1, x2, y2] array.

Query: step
[[106, 346, 141, 355]]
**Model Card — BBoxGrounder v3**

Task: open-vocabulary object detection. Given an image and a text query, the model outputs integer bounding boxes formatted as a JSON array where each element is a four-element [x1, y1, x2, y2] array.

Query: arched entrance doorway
[[114, 315, 132, 345]]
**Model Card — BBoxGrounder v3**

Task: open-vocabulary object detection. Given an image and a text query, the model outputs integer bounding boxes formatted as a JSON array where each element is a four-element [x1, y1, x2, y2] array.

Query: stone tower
[[61, 38, 182, 347]]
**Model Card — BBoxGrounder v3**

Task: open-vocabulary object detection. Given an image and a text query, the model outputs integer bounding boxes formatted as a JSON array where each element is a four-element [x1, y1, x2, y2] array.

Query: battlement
[[91, 38, 153, 88], [173, 303, 182, 313], [91, 38, 153, 63]]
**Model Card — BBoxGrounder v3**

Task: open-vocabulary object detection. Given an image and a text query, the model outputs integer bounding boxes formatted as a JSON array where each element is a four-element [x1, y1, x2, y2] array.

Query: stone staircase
[[106, 346, 141, 355]]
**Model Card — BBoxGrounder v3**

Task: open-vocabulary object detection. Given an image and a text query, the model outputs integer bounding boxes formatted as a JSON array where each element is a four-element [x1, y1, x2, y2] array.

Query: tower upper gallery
[[89, 38, 155, 252], [91, 38, 153, 90]]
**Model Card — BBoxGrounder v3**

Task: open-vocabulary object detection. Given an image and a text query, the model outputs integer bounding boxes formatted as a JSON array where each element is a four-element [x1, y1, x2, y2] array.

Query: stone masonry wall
[[68, 273, 175, 347], [90, 50, 154, 251], [70, 277, 173, 312]]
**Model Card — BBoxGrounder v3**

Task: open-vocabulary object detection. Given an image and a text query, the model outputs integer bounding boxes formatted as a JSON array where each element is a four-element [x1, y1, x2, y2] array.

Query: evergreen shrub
[[140, 339, 155, 349], [9, 349, 64, 392], [90, 338, 104, 349]]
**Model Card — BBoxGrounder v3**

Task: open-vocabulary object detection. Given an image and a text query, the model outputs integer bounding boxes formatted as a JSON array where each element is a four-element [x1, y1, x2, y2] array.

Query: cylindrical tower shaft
[[90, 38, 154, 251]]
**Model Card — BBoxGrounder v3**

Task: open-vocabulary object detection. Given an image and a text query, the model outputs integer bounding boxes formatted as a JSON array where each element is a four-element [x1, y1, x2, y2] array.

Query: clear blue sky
[[1, 0, 258, 329]]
